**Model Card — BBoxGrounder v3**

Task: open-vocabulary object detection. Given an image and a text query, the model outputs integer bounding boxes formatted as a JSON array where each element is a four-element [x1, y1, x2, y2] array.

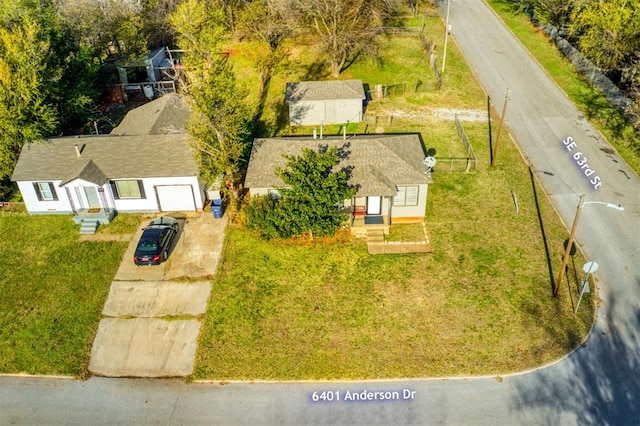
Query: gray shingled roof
[[285, 80, 365, 102], [11, 134, 197, 183], [244, 135, 432, 197], [111, 93, 191, 136]]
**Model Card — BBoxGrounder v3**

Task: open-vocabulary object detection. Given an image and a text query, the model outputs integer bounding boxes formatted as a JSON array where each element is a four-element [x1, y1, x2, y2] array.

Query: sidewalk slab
[[102, 281, 212, 317], [89, 318, 201, 377]]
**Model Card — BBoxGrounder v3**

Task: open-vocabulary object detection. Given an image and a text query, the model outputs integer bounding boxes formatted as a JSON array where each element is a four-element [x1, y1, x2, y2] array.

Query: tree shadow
[[339, 50, 362, 75], [509, 288, 640, 424], [573, 89, 630, 139], [300, 59, 330, 82]]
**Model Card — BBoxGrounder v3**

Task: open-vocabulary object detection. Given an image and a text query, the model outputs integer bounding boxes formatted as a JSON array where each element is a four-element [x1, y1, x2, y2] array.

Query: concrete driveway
[[114, 211, 226, 282], [89, 210, 228, 378]]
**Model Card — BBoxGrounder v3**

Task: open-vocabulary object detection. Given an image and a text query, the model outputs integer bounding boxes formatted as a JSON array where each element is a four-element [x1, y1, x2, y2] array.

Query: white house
[[285, 80, 366, 126], [11, 95, 204, 232], [244, 134, 432, 234], [11, 135, 204, 215]]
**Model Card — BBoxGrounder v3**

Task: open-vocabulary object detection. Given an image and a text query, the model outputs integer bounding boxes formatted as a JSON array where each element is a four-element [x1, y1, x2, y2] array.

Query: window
[[110, 180, 146, 199], [394, 185, 418, 206], [33, 182, 58, 201]]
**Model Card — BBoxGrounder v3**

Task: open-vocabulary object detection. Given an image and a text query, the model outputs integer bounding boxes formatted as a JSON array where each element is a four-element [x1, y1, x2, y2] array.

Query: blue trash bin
[[210, 202, 223, 218]]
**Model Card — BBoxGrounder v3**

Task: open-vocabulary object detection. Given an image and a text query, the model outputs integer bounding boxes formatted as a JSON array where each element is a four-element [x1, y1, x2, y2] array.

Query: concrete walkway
[[89, 211, 228, 378]]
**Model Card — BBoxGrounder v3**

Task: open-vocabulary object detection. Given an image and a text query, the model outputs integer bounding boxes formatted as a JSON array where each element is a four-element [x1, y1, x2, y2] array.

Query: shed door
[[366, 196, 381, 215], [325, 101, 337, 124], [156, 185, 195, 211]]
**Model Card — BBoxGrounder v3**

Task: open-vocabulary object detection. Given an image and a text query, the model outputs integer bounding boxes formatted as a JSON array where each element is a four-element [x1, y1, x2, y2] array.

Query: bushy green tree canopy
[[171, 0, 251, 187], [246, 145, 356, 239], [0, 0, 95, 195], [569, 0, 640, 72]]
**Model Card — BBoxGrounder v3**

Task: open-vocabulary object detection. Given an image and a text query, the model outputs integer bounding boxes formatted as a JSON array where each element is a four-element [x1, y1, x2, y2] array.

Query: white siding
[[290, 99, 363, 126], [17, 180, 73, 214], [113, 176, 203, 212], [391, 184, 428, 219], [290, 101, 324, 126], [336, 99, 363, 123]]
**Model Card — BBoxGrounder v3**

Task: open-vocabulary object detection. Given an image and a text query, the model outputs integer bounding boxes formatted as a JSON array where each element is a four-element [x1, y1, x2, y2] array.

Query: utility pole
[[553, 195, 623, 296], [554, 194, 585, 297], [491, 89, 511, 168], [442, 0, 451, 73]]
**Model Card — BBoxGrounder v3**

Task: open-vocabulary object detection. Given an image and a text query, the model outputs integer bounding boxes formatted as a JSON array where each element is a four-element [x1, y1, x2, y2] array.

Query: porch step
[[366, 229, 385, 243], [80, 219, 99, 235], [366, 230, 385, 254]]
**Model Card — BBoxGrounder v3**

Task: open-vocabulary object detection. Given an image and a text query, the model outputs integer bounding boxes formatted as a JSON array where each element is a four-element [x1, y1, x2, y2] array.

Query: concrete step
[[366, 230, 385, 243], [80, 219, 99, 234]]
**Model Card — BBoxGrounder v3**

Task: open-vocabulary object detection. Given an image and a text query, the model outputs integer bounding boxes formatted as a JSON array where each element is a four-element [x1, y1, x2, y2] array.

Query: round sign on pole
[[583, 261, 599, 274]]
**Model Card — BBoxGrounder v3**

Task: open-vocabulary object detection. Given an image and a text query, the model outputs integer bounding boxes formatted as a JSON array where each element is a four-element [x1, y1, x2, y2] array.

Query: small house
[[244, 134, 432, 235], [285, 80, 366, 126]]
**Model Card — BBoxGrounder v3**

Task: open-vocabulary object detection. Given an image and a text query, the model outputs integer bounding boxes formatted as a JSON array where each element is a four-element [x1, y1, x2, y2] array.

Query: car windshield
[[136, 239, 158, 252], [136, 229, 162, 252]]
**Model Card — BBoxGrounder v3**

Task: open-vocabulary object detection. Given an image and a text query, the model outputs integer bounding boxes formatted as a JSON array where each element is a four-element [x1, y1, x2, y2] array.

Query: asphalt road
[[2, 0, 640, 424]]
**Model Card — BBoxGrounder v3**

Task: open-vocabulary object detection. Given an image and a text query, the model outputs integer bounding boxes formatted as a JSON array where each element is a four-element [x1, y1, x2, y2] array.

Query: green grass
[[486, 0, 640, 173], [194, 6, 594, 379], [95, 212, 143, 235], [229, 11, 485, 138], [385, 223, 426, 242], [0, 213, 133, 376], [196, 137, 593, 379]]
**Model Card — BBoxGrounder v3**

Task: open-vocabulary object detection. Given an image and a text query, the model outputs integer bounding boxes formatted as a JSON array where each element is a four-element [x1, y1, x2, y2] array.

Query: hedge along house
[[11, 94, 204, 234], [286, 80, 366, 126], [244, 134, 432, 236]]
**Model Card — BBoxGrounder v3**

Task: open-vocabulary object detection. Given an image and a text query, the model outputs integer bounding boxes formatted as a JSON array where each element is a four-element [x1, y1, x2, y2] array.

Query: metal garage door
[[156, 185, 196, 211]]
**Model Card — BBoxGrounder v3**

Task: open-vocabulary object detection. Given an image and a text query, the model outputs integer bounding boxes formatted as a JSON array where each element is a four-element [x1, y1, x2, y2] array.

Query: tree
[[569, 0, 640, 72], [55, 0, 147, 58], [291, 0, 398, 77], [0, 0, 95, 196], [246, 145, 356, 239], [534, 0, 574, 28], [171, 0, 251, 194], [237, 0, 292, 121]]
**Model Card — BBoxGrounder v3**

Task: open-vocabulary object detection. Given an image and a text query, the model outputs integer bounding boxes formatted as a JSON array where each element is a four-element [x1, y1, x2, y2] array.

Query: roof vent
[[74, 144, 81, 157]]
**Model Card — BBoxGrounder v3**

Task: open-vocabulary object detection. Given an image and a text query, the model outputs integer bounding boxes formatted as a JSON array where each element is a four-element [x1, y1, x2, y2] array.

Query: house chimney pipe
[[320, 122, 323, 139], [343, 126, 346, 140], [74, 144, 81, 157], [313, 129, 317, 139]]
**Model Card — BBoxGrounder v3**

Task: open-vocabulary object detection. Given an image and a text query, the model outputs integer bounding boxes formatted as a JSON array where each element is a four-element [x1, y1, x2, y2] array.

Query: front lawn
[[194, 124, 593, 381], [0, 213, 133, 377], [193, 3, 593, 380]]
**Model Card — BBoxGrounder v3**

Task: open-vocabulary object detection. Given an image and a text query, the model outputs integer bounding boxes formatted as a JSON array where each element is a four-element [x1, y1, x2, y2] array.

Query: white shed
[[285, 80, 366, 126]]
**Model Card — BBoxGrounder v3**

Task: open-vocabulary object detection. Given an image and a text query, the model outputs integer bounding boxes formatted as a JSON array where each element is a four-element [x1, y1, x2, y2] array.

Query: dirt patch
[[372, 106, 488, 122]]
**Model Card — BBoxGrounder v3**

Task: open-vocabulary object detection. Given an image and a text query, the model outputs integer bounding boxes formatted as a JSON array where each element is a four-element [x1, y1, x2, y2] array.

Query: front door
[[84, 186, 101, 208], [366, 196, 381, 215]]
